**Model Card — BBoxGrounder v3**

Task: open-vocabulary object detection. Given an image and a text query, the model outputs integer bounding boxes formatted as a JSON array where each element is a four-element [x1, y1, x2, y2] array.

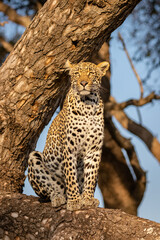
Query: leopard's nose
[[80, 81, 88, 87]]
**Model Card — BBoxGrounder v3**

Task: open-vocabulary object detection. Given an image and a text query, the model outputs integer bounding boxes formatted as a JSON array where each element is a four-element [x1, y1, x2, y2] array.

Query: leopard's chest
[[65, 113, 104, 155]]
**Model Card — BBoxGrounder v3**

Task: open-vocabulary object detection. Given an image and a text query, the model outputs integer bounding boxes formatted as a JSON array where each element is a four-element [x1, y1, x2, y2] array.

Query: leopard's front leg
[[63, 150, 82, 211], [81, 151, 101, 208]]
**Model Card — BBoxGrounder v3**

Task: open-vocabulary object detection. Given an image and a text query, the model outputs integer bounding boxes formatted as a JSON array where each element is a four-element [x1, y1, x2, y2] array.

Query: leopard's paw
[[81, 194, 99, 208], [51, 195, 66, 208], [67, 198, 82, 211]]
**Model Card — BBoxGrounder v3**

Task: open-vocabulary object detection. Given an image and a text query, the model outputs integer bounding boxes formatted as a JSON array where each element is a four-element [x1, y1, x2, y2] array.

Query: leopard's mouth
[[80, 90, 90, 95], [78, 85, 91, 95]]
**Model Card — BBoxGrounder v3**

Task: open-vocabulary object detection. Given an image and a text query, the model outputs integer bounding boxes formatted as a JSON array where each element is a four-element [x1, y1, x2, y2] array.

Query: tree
[[0, 0, 160, 238], [1, 193, 160, 239], [129, 0, 160, 82]]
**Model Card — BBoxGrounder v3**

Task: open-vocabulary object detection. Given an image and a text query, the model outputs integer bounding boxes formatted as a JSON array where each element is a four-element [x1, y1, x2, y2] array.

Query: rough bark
[[0, 0, 142, 192], [0, 193, 160, 240]]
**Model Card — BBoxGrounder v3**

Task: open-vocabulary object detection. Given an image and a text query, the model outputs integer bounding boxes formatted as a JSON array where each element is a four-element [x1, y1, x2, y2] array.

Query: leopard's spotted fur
[[28, 60, 109, 211]]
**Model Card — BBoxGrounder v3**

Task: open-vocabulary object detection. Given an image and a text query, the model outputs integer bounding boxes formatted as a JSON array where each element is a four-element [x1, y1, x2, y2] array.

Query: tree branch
[[108, 105, 160, 163], [105, 92, 160, 111], [0, 0, 142, 192], [0, 193, 160, 239], [0, 21, 8, 26], [0, 36, 14, 52], [0, 2, 31, 27]]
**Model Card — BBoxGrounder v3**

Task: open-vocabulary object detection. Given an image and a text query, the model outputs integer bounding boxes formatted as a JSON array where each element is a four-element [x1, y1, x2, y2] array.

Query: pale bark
[[0, 193, 160, 240], [0, 0, 142, 193]]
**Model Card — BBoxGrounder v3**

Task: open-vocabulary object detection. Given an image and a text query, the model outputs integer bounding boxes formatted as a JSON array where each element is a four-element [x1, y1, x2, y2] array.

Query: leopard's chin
[[80, 90, 90, 96]]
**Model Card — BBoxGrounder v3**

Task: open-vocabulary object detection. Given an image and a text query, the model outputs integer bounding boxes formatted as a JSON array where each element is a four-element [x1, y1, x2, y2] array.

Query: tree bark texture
[[0, 193, 160, 240], [0, 0, 142, 192]]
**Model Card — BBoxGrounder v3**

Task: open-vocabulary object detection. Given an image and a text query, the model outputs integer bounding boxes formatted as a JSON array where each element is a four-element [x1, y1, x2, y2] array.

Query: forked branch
[[107, 102, 160, 163]]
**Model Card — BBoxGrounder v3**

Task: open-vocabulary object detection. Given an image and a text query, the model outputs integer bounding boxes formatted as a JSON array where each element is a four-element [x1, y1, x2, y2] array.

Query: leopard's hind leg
[[28, 151, 66, 207], [77, 159, 84, 194]]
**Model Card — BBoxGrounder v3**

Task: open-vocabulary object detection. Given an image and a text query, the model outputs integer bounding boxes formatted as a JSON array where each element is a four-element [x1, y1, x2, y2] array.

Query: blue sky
[[110, 27, 160, 222], [24, 14, 160, 223]]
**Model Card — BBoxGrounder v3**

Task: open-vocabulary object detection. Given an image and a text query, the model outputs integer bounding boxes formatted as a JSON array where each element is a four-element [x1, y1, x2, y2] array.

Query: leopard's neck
[[64, 88, 103, 117]]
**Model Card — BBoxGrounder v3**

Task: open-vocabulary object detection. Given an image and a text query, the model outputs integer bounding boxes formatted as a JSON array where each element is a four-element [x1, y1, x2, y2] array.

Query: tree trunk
[[0, 0, 142, 192], [0, 193, 160, 240]]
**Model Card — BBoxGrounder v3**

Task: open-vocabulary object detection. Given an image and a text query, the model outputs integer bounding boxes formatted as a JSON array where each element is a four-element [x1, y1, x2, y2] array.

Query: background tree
[[129, 0, 160, 83], [0, 0, 160, 238]]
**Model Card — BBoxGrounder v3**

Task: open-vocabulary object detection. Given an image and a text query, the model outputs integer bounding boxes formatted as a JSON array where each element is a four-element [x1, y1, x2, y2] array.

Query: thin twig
[[136, 107, 142, 125], [0, 36, 13, 52], [0, 2, 31, 27], [118, 32, 144, 99], [0, 21, 8, 26]]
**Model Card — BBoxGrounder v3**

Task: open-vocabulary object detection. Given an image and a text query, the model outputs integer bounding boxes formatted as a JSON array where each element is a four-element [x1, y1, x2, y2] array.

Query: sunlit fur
[[28, 60, 109, 211]]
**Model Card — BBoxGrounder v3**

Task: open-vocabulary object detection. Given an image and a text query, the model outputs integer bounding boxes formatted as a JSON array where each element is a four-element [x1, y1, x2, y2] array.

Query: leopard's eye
[[74, 72, 80, 76], [89, 71, 95, 76]]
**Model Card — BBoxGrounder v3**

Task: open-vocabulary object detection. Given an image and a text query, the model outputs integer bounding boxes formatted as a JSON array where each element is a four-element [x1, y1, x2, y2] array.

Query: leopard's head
[[65, 60, 109, 96]]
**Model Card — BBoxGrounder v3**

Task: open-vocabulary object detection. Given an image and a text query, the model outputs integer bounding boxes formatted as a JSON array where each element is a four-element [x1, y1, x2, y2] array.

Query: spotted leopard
[[28, 60, 109, 211]]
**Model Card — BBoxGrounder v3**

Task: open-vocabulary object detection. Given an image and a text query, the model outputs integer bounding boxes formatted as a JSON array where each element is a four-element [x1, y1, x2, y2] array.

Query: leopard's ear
[[97, 61, 110, 76], [65, 60, 73, 70]]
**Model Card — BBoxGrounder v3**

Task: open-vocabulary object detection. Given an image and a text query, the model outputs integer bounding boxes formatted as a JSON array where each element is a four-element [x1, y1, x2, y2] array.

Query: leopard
[[28, 60, 109, 211]]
